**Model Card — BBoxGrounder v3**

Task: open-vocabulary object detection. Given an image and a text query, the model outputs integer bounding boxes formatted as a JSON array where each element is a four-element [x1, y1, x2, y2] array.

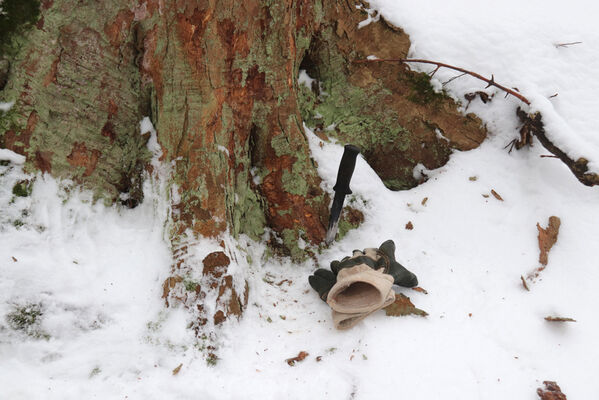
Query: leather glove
[[308, 268, 336, 301], [375, 239, 418, 287]]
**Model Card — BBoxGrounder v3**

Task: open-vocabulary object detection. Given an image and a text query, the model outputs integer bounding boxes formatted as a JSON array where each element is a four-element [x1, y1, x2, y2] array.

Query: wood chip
[[537, 381, 567, 400], [421, 197, 428, 206], [491, 189, 503, 201], [537, 216, 561, 266], [172, 363, 183, 375], [545, 316, 576, 323], [286, 351, 309, 366]]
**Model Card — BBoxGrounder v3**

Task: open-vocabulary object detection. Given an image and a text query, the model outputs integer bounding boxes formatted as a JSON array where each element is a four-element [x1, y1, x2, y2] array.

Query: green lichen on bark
[[1, 0, 150, 205]]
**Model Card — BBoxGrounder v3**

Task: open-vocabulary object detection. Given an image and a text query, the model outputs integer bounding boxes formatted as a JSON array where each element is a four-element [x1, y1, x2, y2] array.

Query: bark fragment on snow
[[537, 381, 567, 400], [537, 216, 561, 266]]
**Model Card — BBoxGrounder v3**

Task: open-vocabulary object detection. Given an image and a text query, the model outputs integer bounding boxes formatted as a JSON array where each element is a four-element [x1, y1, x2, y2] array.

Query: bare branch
[[354, 58, 531, 105], [354, 57, 599, 187]]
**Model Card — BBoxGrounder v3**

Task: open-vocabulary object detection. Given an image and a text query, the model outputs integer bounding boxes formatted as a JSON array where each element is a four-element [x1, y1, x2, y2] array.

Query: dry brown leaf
[[545, 316, 576, 323], [491, 189, 503, 201], [405, 221, 414, 230], [286, 351, 309, 366], [537, 216, 561, 266], [421, 197, 428, 206], [482, 194, 490, 198], [521, 275, 530, 291], [537, 381, 567, 400], [12, 256, 17, 262], [412, 287, 428, 294], [172, 363, 183, 375], [384, 293, 428, 317]]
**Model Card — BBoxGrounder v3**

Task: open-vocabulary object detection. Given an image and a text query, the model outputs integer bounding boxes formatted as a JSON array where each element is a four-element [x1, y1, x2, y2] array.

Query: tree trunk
[[0, 0, 485, 333]]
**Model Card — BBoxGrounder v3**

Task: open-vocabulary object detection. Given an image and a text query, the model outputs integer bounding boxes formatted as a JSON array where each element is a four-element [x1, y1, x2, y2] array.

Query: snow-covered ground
[[1, 2, 598, 399]]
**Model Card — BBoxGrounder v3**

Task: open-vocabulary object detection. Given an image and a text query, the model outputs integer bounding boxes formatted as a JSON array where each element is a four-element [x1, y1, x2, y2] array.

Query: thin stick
[[554, 41, 582, 48], [442, 72, 466, 86], [354, 58, 531, 105]]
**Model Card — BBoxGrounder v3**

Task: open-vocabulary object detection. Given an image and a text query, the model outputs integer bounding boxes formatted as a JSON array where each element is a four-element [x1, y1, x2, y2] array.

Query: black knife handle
[[332, 144, 360, 195]]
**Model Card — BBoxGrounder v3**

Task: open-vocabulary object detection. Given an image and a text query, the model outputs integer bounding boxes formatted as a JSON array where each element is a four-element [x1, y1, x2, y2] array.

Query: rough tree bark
[[0, 0, 485, 332]]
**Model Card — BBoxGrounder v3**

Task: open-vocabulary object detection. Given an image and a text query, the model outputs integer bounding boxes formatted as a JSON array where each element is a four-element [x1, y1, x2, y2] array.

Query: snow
[[1, 3, 599, 400], [0, 100, 14, 112], [0, 148, 25, 164]]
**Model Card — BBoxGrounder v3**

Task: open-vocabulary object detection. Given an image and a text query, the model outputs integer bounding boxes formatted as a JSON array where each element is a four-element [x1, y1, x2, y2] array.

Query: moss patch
[[12, 179, 32, 197], [404, 72, 448, 106], [6, 303, 49, 339]]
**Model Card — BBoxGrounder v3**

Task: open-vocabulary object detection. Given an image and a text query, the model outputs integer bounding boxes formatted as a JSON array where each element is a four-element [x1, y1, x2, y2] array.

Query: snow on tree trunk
[[0, 0, 486, 331]]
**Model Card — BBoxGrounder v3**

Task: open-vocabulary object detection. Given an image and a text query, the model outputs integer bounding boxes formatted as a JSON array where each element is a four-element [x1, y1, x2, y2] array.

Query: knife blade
[[325, 144, 360, 244]]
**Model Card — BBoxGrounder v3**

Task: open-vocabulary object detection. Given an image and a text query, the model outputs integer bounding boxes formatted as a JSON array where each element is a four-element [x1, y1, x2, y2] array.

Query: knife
[[325, 144, 361, 245]]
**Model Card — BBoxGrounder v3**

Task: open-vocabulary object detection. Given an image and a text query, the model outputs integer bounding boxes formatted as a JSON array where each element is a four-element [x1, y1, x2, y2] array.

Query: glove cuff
[[331, 288, 395, 330], [326, 264, 394, 314]]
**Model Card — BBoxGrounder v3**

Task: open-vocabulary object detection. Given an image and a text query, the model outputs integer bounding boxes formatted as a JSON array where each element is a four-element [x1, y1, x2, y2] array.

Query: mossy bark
[[299, 2, 486, 190], [1, 0, 486, 330]]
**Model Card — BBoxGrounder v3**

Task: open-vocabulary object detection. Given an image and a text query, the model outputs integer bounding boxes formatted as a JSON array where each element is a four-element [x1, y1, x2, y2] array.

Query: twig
[[442, 72, 467, 86], [354, 58, 531, 105], [540, 155, 559, 158], [554, 41, 582, 48]]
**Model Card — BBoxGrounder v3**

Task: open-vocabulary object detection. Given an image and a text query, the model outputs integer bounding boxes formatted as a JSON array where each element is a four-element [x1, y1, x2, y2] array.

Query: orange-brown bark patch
[[141, 25, 163, 103], [5, 111, 38, 154], [101, 121, 116, 143], [104, 9, 135, 48], [66, 142, 101, 177], [43, 57, 60, 87], [202, 251, 231, 279], [214, 275, 245, 323], [34, 151, 53, 174], [41, 0, 54, 10]]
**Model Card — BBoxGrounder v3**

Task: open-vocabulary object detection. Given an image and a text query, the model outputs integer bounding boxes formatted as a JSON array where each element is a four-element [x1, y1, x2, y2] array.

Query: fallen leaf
[[412, 287, 428, 294], [545, 316, 576, 323], [537, 381, 567, 400], [482, 194, 490, 198], [316, 356, 322, 362], [384, 293, 428, 317], [172, 363, 183, 375], [537, 216, 561, 266], [469, 176, 478, 181], [405, 222, 414, 230], [12, 256, 17, 262], [521, 275, 530, 291], [421, 197, 428, 206], [491, 189, 503, 201], [286, 351, 309, 366]]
